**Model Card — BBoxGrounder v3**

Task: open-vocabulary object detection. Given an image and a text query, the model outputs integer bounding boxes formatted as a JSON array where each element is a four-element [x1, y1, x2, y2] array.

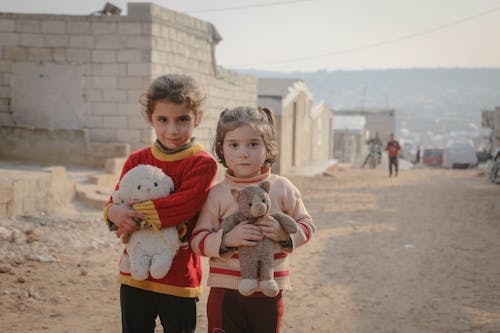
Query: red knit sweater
[[106, 142, 217, 298]]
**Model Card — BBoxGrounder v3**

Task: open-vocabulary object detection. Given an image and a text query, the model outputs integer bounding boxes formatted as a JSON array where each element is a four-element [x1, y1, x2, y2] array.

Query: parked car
[[442, 142, 478, 169], [422, 148, 443, 167]]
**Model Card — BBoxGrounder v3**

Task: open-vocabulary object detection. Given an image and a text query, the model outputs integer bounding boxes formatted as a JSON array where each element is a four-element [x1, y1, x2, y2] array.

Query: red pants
[[207, 287, 284, 333]]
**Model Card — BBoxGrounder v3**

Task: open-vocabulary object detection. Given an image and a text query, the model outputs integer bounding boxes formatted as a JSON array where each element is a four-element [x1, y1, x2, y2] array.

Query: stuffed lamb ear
[[111, 190, 122, 203], [167, 178, 175, 194]]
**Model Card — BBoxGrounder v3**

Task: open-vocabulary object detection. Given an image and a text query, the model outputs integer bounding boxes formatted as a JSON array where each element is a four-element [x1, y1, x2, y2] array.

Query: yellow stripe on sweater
[[133, 200, 161, 229], [151, 142, 204, 162], [118, 275, 202, 298]]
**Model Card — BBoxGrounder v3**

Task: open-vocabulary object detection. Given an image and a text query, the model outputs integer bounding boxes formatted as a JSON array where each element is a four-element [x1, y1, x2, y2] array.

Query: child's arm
[[132, 157, 217, 229], [104, 157, 147, 238], [222, 221, 263, 249], [107, 204, 144, 241], [256, 215, 291, 242], [278, 178, 316, 252], [191, 192, 262, 258]]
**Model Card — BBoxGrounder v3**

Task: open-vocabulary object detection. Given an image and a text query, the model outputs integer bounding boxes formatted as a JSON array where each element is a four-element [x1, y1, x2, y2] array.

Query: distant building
[[311, 101, 333, 162], [333, 108, 395, 145], [0, 3, 256, 167], [333, 115, 367, 163], [494, 106, 500, 151], [258, 78, 315, 174], [481, 107, 500, 153], [481, 110, 495, 128]]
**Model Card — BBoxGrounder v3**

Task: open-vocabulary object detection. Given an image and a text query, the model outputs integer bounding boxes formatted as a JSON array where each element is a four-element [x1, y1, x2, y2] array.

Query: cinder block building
[[333, 108, 395, 145], [494, 106, 500, 151], [311, 101, 333, 162], [0, 3, 257, 167], [258, 78, 315, 174], [333, 115, 368, 163]]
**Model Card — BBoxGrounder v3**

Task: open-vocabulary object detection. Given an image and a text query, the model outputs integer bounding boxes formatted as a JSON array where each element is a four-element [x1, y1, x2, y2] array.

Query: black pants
[[120, 284, 196, 333], [389, 157, 398, 176]]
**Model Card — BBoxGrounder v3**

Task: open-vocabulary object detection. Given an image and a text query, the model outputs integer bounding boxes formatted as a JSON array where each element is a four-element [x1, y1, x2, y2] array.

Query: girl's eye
[[137, 185, 142, 190], [250, 142, 259, 147], [230, 143, 238, 148], [179, 116, 190, 122], [154, 182, 158, 187], [248, 203, 252, 207], [158, 117, 168, 123]]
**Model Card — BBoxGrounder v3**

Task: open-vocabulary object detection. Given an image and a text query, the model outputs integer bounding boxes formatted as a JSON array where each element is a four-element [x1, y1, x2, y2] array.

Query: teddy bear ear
[[260, 181, 270, 193], [230, 188, 240, 201]]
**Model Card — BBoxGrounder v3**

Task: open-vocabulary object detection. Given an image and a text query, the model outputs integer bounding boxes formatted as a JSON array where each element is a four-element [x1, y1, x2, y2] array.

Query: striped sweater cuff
[[132, 200, 161, 230], [103, 203, 117, 231]]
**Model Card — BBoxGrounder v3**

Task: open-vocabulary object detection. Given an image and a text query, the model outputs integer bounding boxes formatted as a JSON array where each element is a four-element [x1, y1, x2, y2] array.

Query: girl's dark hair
[[213, 106, 278, 168], [139, 74, 205, 120]]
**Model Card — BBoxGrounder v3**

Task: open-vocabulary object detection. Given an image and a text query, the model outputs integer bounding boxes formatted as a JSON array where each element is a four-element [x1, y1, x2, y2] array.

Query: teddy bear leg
[[258, 240, 279, 297], [239, 279, 258, 296], [150, 252, 174, 279], [119, 253, 131, 274], [259, 280, 279, 297], [130, 255, 151, 281], [238, 249, 258, 296]]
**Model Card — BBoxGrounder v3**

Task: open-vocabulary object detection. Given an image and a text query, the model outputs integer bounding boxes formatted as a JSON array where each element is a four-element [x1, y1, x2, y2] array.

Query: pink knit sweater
[[190, 167, 315, 291]]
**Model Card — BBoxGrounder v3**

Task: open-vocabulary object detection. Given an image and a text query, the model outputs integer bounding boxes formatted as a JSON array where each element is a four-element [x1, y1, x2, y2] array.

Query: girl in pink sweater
[[191, 106, 315, 333]]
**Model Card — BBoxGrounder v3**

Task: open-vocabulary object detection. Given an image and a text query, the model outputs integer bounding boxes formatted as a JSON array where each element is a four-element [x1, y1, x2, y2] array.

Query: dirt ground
[[1, 165, 500, 333]]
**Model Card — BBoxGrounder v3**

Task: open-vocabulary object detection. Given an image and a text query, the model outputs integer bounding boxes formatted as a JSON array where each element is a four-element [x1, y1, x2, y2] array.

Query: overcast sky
[[2, 0, 500, 72]]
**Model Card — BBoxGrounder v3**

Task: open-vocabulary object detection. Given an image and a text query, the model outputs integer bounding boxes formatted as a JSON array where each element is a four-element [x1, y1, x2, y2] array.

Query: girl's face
[[222, 123, 267, 178], [149, 101, 201, 150]]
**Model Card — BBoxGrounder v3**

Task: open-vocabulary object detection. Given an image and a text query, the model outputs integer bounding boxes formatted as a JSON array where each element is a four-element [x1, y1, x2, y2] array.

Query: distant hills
[[236, 68, 500, 147]]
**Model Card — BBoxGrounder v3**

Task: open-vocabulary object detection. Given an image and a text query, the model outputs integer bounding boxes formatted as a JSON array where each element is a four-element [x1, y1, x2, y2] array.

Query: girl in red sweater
[[105, 74, 217, 333]]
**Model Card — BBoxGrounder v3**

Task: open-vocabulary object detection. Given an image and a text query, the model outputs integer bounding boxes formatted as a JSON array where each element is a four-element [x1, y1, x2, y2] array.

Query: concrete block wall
[[311, 103, 333, 162], [0, 165, 76, 218], [275, 91, 313, 174], [0, 12, 151, 147], [294, 92, 313, 168], [0, 2, 257, 165], [133, 3, 257, 152]]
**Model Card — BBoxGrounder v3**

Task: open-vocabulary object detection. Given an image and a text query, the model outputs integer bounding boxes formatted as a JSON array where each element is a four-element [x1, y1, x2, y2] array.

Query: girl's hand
[[256, 215, 289, 242], [108, 204, 145, 241], [116, 227, 135, 244], [222, 221, 263, 248]]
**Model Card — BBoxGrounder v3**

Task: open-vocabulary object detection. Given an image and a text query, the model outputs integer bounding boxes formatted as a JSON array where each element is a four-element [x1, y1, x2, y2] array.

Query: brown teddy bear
[[221, 181, 297, 297]]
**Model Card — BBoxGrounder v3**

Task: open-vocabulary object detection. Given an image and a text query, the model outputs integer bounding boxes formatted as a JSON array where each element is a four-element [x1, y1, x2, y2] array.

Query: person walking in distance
[[385, 133, 401, 177]]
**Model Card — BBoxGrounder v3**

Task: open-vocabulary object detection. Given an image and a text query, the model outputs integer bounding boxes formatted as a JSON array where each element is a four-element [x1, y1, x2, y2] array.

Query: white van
[[442, 141, 478, 169]]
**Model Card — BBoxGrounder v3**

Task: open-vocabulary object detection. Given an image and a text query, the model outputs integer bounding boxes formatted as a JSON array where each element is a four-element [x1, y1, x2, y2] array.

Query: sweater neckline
[[151, 141, 203, 162], [225, 166, 270, 185]]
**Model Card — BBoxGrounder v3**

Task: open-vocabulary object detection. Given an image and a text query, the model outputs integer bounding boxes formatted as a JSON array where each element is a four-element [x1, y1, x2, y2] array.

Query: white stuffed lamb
[[112, 164, 180, 280]]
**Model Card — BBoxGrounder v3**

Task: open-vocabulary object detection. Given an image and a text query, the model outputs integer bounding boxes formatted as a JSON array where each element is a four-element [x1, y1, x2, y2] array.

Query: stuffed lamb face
[[113, 164, 174, 205], [112, 164, 179, 281]]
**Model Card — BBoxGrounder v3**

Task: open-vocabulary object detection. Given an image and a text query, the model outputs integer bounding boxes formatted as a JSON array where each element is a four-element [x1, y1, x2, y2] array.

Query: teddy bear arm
[[271, 212, 298, 234], [220, 214, 243, 234], [258, 239, 276, 281]]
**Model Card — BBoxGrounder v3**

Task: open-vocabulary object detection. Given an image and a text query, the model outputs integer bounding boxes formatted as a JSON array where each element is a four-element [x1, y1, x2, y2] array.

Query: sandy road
[[1, 166, 499, 333]]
